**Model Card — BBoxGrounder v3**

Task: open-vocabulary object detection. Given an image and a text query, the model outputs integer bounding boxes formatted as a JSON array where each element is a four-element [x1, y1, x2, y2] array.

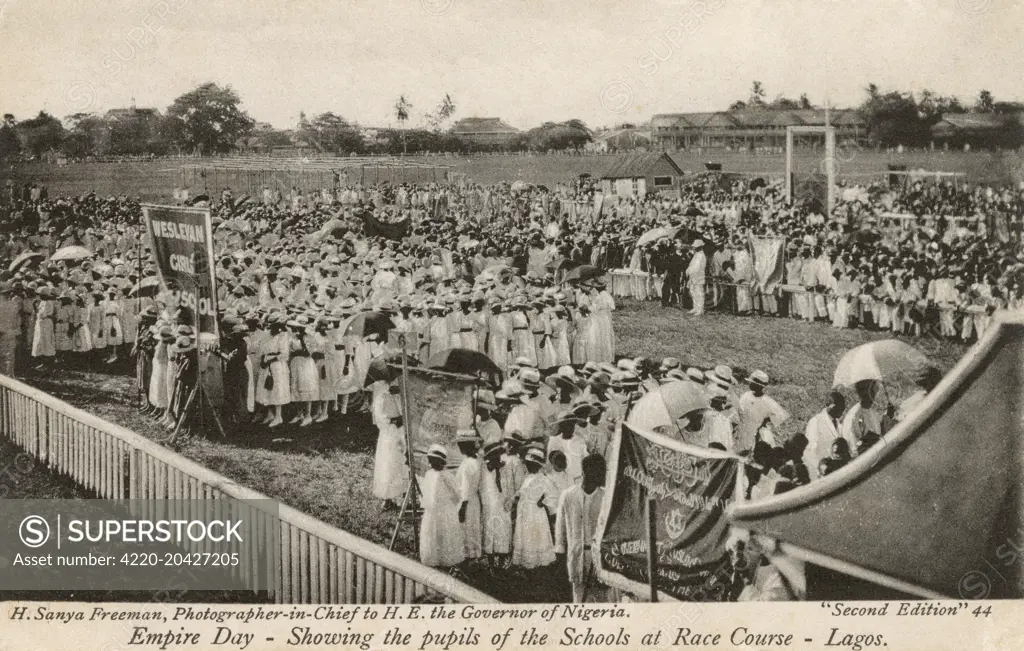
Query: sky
[[0, 0, 1021, 131]]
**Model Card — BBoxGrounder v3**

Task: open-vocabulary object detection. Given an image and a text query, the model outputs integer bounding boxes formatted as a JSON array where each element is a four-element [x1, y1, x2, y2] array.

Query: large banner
[[403, 367, 476, 472], [143, 204, 219, 343], [596, 423, 740, 601], [750, 237, 786, 294]]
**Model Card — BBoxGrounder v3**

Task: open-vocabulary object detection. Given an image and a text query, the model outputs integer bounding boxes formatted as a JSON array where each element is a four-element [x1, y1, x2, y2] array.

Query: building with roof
[[449, 117, 520, 148], [930, 113, 1022, 148], [585, 127, 651, 153], [599, 152, 684, 198], [651, 108, 866, 151]]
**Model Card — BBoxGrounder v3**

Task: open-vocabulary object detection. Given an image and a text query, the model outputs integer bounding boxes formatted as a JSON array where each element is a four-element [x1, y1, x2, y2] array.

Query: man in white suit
[[803, 391, 846, 479], [686, 240, 707, 316], [555, 454, 607, 603]]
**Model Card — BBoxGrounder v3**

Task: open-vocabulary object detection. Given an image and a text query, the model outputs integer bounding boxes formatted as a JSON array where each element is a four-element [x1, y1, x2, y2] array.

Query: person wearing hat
[[256, 313, 291, 428], [548, 410, 587, 485], [102, 285, 125, 364], [54, 290, 75, 361], [132, 306, 159, 413], [419, 444, 466, 569], [30, 286, 57, 365], [147, 325, 175, 422], [545, 449, 574, 495], [736, 370, 790, 452], [511, 446, 559, 570], [480, 441, 513, 566], [287, 317, 319, 427], [474, 390, 502, 446], [372, 394, 407, 511], [686, 239, 707, 316], [555, 453, 607, 603], [508, 298, 537, 368], [454, 429, 484, 560], [706, 384, 737, 451], [167, 332, 198, 435]]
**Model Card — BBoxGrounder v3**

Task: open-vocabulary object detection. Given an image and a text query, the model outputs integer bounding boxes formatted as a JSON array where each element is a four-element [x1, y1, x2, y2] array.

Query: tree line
[[0, 82, 596, 161], [731, 80, 1024, 148]]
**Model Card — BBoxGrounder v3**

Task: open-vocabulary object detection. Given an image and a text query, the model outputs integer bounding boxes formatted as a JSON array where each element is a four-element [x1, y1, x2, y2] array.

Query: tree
[[394, 95, 412, 155], [62, 112, 108, 158], [15, 111, 65, 158], [799, 93, 813, 109], [519, 121, 591, 152], [858, 87, 927, 146], [917, 89, 966, 126], [163, 82, 254, 155], [976, 90, 995, 113], [769, 95, 801, 110], [749, 81, 766, 107], [299, 112, 365, 154], [0, 114, 19, 159], [728, 100, 747, 112], [425, 94, 457, 132]]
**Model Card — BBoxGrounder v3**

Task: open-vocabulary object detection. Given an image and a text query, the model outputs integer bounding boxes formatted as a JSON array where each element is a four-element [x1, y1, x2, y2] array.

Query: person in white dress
[[686, 240, 707, 316], [31, 287, 57, 363], [511, 447, 559, 570], [372, 394, 407, 508], [547, 411, 588, 485], [479, 442, 513, 566], [455, 430, 484, 561], [419, 445, 465, 568], [255, 315, 291, 428]]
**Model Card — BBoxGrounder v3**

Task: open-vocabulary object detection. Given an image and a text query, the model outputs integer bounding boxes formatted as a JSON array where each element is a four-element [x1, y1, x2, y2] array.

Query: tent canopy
[[729, 313, 1024, 599]]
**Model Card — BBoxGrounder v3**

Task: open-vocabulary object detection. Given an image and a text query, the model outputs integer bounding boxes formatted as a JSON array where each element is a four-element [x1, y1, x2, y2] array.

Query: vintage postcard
[[0, 0, 1021, 649]]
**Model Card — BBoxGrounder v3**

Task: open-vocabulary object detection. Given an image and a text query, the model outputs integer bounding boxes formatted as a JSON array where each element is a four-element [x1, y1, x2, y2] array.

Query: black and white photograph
[[0, 0, 1022, 648]]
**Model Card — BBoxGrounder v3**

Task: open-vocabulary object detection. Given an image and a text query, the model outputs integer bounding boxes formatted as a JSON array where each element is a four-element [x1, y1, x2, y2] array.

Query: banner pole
[[399, 333, 420, 552], [645, 496, 658, 603]]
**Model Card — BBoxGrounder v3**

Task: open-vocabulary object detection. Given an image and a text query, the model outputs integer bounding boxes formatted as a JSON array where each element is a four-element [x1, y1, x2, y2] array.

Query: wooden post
[[645, 497, 657, 603], [400, 334, 420, 551]]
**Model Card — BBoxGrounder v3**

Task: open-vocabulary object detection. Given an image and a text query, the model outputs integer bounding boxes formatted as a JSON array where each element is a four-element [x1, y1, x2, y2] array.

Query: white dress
[[419, 469, 466, 568], [511, 472, 559, 569], [480, 464, 513, 555], [31, 300, 56, 357], [148, 341, 169, 408], [256, 332, 291, 406], [456, 456, 484, 559], [372, 417, 407, 500]]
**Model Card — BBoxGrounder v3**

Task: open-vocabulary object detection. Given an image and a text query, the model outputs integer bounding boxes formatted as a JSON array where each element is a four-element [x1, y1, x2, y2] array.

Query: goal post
[[785, 125, 836, 217]]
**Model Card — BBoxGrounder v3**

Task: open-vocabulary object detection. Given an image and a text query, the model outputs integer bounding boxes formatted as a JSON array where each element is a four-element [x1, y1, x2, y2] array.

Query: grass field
[[3, 148, 1023, 203], [14, 301, 967, 601]]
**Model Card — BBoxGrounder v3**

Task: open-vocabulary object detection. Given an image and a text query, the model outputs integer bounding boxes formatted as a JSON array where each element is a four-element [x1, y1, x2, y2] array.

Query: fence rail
[[0, 373, 495, 604]]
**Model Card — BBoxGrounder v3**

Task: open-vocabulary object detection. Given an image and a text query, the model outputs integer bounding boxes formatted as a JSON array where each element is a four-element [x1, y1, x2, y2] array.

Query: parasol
[[482, 263, 511, 276], [129, 276, 162, 297], [832, 340, 934, 389], [626, 381, 707, 433], [636, 226, 680, 247], [426, 347, 503, 387], [50, 245, 93, 262], [510, 180, 529, 192], [344, 311, 395, 340], [9, 251, 45, 273], [562, 265, 604, 284]]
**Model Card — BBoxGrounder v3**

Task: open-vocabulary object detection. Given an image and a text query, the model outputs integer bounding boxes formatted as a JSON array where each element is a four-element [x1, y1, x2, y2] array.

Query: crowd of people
[[0, 168, 1018, 602]]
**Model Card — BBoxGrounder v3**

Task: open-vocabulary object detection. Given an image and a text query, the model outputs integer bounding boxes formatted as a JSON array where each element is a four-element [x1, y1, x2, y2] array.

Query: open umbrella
[[482, 263, 510, 276], [50, 245, 93, 262], [562, 265, 604, 284], [129, 276, 162, 297], [344, 311, 395, 340], [833, 340, 934, 388], [636, 226, 680, 248], [510, 180, 529, 192], [8, 251, 45, 273], [626, 381, 707, 433], [426, 347, 503, 387]]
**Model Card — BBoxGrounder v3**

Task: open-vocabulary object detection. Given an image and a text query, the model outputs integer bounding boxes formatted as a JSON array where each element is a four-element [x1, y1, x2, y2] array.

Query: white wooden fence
[[0, 373, 495, 604]]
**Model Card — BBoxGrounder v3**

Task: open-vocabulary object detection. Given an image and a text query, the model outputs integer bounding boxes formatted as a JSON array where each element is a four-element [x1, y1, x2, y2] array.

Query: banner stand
[[390, 333, 421, 552]]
